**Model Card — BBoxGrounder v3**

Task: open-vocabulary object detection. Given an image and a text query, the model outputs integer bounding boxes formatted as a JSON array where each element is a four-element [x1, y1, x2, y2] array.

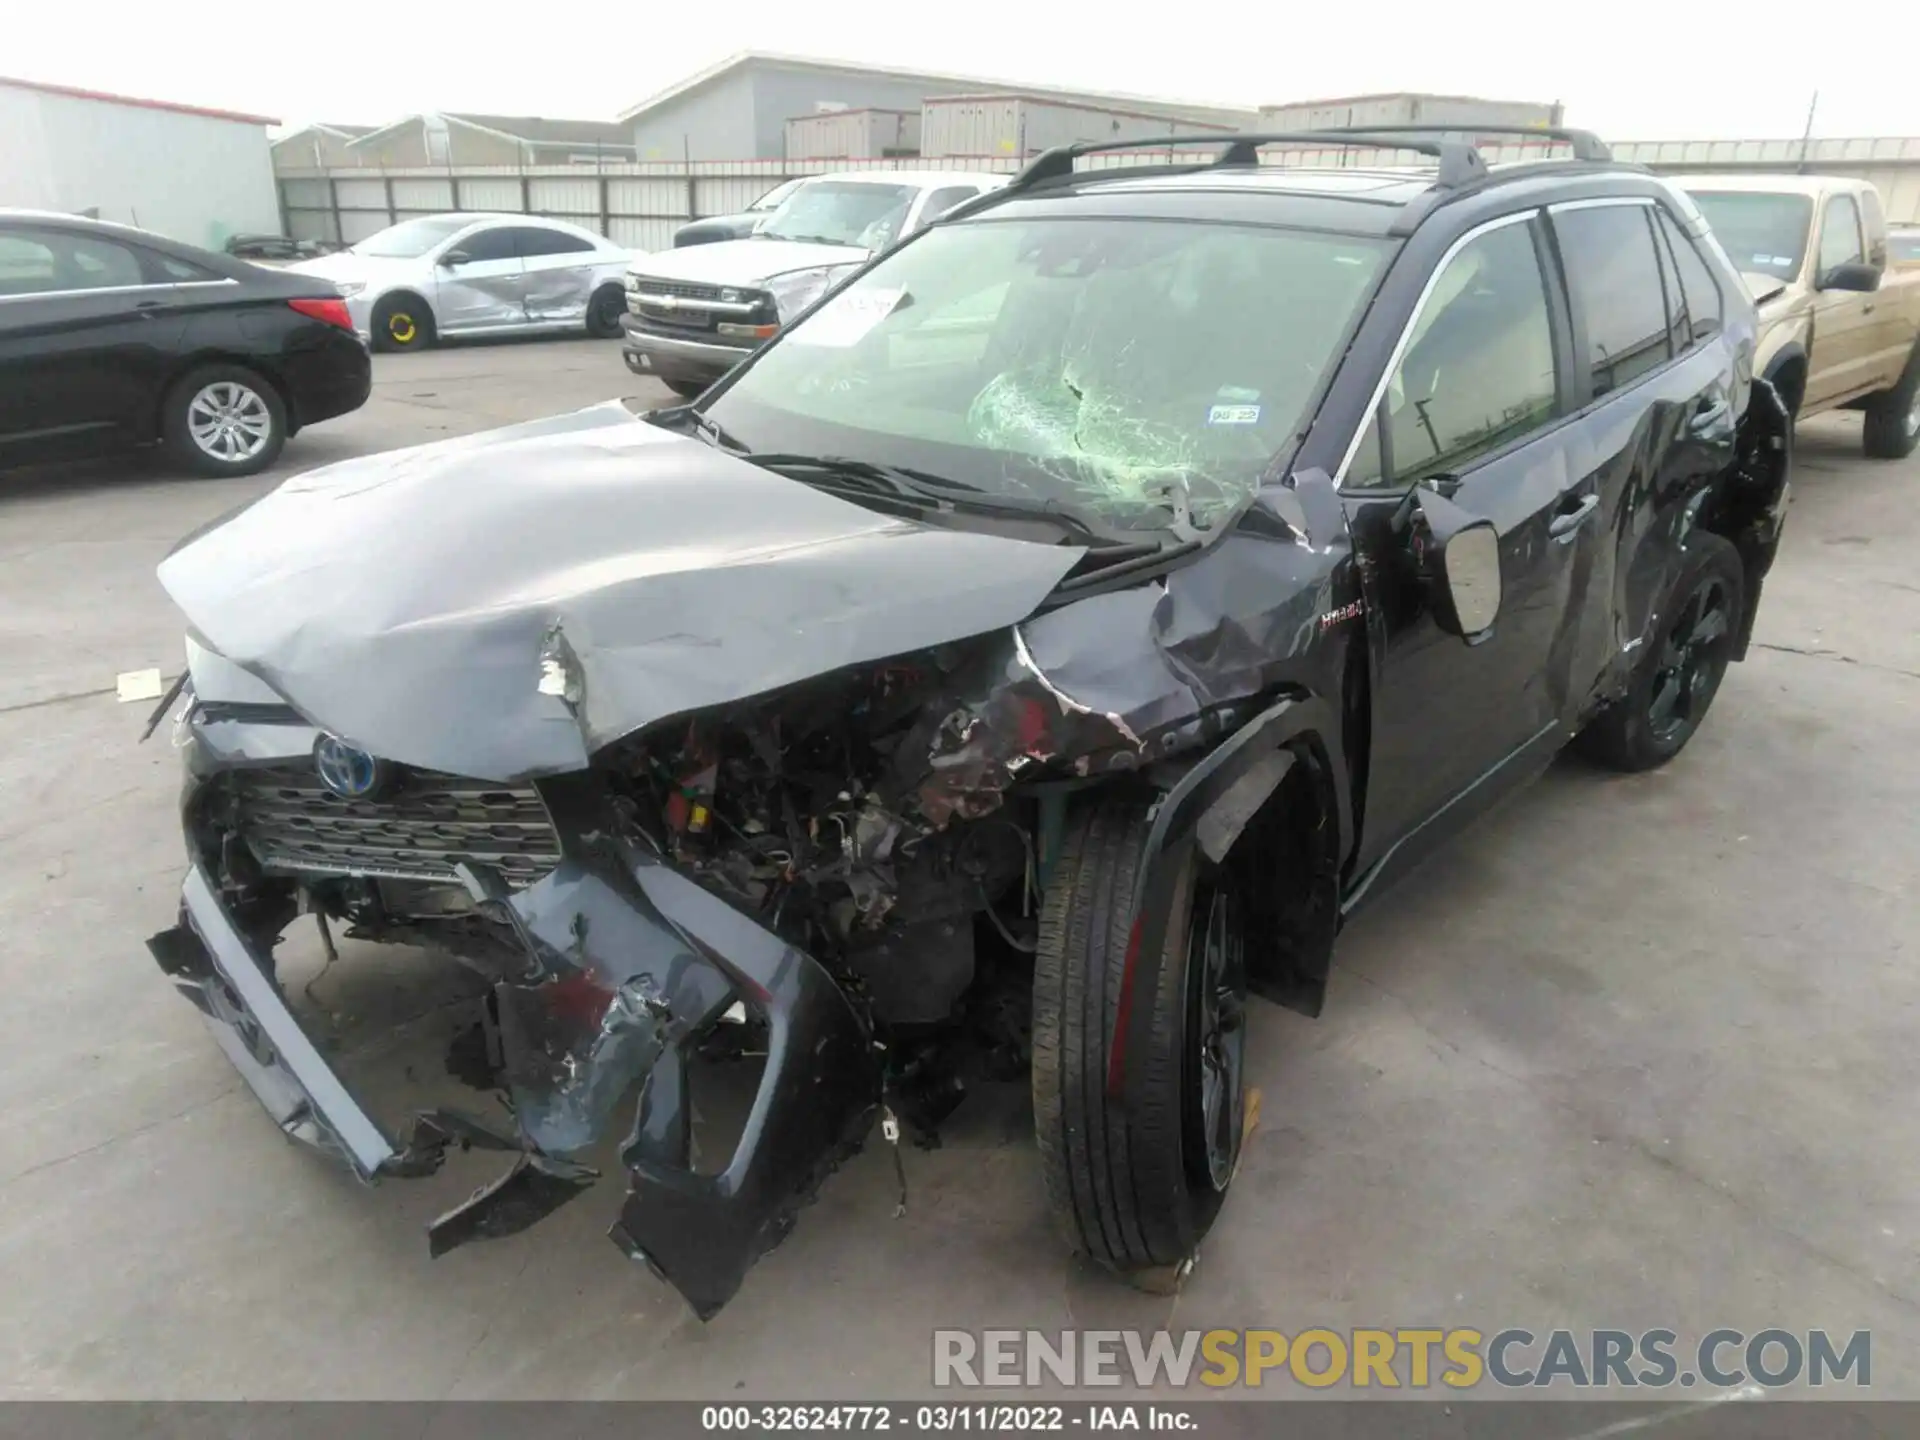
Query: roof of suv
[[952, 128, 1674, 241], [981, 160, 1673, 241]]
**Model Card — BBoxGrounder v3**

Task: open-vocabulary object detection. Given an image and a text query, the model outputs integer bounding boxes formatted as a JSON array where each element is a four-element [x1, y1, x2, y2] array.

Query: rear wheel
[[160, 364, 286, 477], [371, 293, 434, 352], [586, 284, 626, 339], [665, 378, 707, 399], [1032, 800, 1248, 1279], [1862, 344, 1920, 459], [1576, 532, 1744, 772]]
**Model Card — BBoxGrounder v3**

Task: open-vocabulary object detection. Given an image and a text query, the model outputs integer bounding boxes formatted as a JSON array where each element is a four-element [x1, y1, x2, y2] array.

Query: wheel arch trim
[[152, 354, 293, 439], [1107, 689, 1349, 1102]]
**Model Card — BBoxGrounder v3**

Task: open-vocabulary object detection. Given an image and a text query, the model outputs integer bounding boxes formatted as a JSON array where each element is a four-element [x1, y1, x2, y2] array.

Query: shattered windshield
[[704, 216, 1388, 530], [1689, 192, 1813, 282], [758, 181, 917, 249]]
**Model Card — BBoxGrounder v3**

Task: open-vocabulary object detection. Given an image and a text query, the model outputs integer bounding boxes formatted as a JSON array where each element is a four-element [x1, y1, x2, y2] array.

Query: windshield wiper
[[745, 454, 1112, 544]]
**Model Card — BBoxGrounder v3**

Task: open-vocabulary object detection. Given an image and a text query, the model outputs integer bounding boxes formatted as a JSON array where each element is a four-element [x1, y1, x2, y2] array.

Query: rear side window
[[148, 250, 223, 283], [0, 233, 58, 296], [1654, 210, 1723, 345], [1649, 217, 1690, 358], [0, 228, 144, 296], [1363, 219, 1558, 490], [451, 227, 517, 263], [1818, 195, 1864, 274], [513, 226, 596, 258], [1554, 204, 1672, 397]]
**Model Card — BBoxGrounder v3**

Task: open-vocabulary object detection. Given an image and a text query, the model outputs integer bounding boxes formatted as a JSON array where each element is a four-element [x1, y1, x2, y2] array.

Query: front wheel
[[586, 284, 626, 339], [160, 365, 287, 477], [1575, 532, 1745, 772], [1032, 800, 1248, 1279]]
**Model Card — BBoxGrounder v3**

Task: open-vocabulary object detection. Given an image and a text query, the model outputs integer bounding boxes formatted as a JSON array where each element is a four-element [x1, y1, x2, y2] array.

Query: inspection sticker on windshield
[[790, 287, 906, 347], [1208, 403, 1262, 425]]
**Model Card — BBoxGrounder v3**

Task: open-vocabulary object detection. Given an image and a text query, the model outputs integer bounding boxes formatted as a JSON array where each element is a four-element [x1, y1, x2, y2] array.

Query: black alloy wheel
[[1575, 532, 1745, 772], [1182, 880, 1248, 1194], [1646, 571, 1734, 746]]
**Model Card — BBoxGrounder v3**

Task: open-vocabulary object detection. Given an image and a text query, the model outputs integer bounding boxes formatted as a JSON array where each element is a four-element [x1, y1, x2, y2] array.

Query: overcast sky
[[8, 1, 1918, 141]]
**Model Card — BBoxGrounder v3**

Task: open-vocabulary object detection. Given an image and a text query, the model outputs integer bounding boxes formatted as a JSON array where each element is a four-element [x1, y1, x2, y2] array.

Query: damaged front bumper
[[148, 779, 879, 1320]]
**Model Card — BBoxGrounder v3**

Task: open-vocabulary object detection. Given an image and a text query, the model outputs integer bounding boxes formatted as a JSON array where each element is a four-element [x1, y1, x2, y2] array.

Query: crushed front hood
[[158, 403, 1084, 781]]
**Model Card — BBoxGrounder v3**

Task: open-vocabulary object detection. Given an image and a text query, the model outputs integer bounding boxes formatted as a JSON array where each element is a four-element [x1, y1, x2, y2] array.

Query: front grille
[[226, 765, 561, 890], [628, 276, 722, 302], [628, 301, 720, 333]]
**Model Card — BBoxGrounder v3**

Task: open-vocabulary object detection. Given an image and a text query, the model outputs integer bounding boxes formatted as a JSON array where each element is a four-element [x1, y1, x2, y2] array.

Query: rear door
[[1342, 211, 1590, 870], [514, 225, 601, 325], [0, 223, 188, 464], [1549, 198, 1741, 730], [431, 224, 525, 332], [1803, 193, 1879, 407]]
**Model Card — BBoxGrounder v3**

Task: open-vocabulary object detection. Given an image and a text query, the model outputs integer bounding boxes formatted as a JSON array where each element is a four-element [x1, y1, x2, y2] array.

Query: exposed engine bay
[[605, 655, 1035, 1032]]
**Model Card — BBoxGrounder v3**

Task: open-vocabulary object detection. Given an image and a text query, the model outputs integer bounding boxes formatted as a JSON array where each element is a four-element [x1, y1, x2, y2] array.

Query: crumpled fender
[[1109, 690, 1349, 1102]]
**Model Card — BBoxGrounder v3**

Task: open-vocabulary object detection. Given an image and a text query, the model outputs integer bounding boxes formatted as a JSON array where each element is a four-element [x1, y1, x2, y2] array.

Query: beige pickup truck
[[1681, 174, 1920, 457]]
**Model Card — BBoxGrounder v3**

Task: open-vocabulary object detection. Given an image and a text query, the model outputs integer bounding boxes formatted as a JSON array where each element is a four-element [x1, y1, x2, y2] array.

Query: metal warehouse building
[[0, 75, 280, 249], [620, 52, 1256, 162]]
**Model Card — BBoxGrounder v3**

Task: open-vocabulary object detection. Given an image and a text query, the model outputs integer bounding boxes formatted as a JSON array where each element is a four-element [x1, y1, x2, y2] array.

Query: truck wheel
[[1576, 533, 1745, 772], [586, 284, 626, 338], [1032, 800, 1248, 1279], [1861, 344, 1920, 459]]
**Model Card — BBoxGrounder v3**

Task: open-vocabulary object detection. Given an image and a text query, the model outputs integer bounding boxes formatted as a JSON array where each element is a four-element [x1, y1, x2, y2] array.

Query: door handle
[[1548, 493, 1599, 541], [1688, 398, 1731, 435]]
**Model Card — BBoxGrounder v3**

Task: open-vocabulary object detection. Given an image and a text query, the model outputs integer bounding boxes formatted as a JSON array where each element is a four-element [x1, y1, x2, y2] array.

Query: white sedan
[[289, 214, 634, 351]]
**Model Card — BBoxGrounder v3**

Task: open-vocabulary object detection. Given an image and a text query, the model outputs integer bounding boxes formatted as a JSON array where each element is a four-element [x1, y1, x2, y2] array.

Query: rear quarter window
[[1654, 210, 1723, 344]]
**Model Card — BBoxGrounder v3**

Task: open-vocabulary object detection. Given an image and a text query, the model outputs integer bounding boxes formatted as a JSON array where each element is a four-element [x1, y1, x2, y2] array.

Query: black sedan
[[0, 210, 371, 476]]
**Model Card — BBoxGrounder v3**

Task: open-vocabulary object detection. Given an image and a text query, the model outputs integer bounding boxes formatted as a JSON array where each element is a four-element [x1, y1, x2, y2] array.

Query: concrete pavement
[[1, 339, 1914, 1398]]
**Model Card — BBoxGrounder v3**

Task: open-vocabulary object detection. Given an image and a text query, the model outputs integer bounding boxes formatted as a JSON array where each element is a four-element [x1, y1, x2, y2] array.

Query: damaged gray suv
[[148, 128, 1790, 1319]]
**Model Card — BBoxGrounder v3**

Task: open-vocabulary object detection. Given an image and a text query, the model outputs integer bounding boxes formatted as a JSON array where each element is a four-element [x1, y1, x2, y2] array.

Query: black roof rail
[[1007, 128, 1491, 193], [1312, 123, 1613, 162]]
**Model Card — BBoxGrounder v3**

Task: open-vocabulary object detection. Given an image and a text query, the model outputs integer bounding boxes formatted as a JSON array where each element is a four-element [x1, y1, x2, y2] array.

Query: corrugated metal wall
[[1258, 94, 1564, 133], [276, 139, 1920, 253], [784, 110, 922, 160]]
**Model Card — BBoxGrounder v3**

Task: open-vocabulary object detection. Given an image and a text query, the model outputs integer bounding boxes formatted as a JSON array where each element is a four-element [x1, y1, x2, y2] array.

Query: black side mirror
[[1818, 260, 1880, 293], [439, 250, 470, 268], [1410, 482, 1501, 642]]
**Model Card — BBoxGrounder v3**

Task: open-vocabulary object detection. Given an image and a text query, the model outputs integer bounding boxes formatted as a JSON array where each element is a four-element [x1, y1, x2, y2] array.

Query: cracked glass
[[707, 217, 1387, 530]]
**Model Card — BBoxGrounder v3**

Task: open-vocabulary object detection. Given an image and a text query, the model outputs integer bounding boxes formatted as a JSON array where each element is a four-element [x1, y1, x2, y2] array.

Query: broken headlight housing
[[766, 264, 860, 324]]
